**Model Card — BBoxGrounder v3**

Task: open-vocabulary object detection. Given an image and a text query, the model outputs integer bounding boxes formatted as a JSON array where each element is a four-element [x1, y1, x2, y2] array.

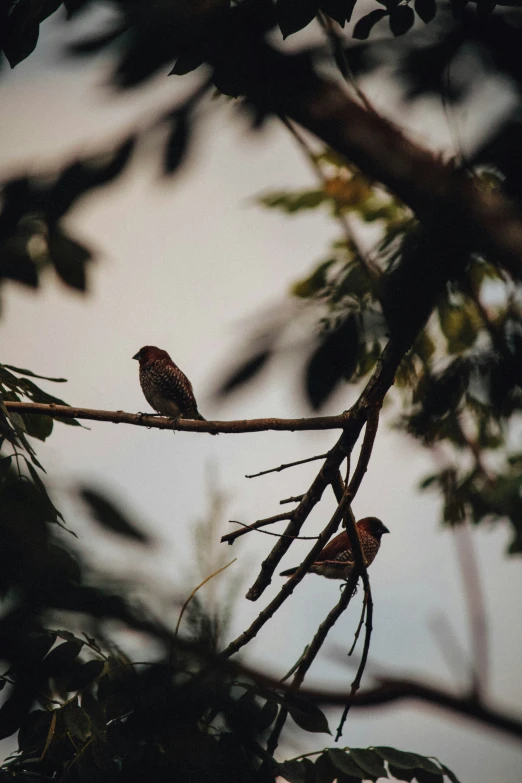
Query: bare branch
[[221, 513, 292, 545], [245, 453, 328, 478], [3, 402, 354, 435], [280, 495, 304, 505], [224, 520, 318, 541]]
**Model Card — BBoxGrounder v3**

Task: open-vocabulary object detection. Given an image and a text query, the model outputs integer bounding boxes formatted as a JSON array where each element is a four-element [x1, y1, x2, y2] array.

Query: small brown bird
[[133, 345, 206, 422], [280, 517, 389, 580]]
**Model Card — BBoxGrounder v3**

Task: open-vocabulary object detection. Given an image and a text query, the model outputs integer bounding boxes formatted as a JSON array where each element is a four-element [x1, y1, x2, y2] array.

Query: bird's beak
[[381, 524, 390, 534], [132, 352, 140, 361]]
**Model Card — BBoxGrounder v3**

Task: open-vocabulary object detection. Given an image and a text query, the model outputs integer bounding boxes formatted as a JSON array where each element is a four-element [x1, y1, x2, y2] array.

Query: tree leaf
[[278, 759, 308, 783], [414, 0, 437, 22], [80, 487, 149, 543], [42, 640, 83, 677], [415, 769, 443, 783], [440, 764, 462, 783], [66, 659, 106, 692], [326, 749, 366, 778], [20, 413, 53, 442], [164, 112, 189, 175], [389, 766, 416, 782], [3, 364, 67, 382], [287, 699, 331, 734], [305, 315, 359, 409], [389, 5, 415, 36], [276, 0, 319, 38], [353, 9, 388, 40], [0, 237, 39, 287], [321, 0, 355, 26], [375, 747, 424, 769], [63, 702, 91, 741], [48, 228, 92, 291], [350, 748, 387, 778], [217, 350, 272, 396]]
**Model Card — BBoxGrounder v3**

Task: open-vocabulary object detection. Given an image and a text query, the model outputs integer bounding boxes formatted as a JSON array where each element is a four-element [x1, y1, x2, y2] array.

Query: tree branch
[[3, 402, 358, 434]]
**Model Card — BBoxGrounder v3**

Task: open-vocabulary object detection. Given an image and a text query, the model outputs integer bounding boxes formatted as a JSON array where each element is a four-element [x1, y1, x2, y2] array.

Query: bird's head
[[357, 517, 390, 540], [133, 346, 171, 364]]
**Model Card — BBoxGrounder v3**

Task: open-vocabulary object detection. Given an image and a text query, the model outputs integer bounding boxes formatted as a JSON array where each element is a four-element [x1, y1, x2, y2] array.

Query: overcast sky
[[1, 10, 522, 781]]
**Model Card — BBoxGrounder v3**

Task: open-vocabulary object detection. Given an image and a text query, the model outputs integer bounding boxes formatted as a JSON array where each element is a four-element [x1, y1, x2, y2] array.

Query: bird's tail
[[280, 566, 298, 577]]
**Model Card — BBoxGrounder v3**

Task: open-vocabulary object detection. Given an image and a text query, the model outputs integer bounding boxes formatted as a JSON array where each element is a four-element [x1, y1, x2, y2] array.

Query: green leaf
[[326, 749, 366, 778], [278, 759, 308, 783], [63, 702, 91, 740], [415, 769, 443, 783], [287, 699, 331, 734], [276, 0, 319, 38], [441, 764, 462, 783], [353, 9, 388, 40], [3, 364, 67, 382], [20, 412, 53, 441], [314, 752, 337, 783], [80, 487, 149, 543], [375, 747, 424, 769], [389, 766, 416, 782], [350, 748, 387, 778]]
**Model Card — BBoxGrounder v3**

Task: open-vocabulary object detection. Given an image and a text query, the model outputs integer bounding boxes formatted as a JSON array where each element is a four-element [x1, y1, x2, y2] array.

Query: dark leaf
[[441, 764, 462, 783], [389, 766, 416, 782], [0, 456, 12, 478], [3, 24, 39, 69], [314, 752, 337, 783], [287, 699, 331, 734], [415, 770, 443, 783], [0, 687, 33, 740], [305, 316, 359, 409], [321, 0, 356, 25], [48, 229, 92, 291], [350, 748, 387, 778], [169, 51, 205, 75], [81, 691, 107, 741], [42, 640, 83, 676], [389, 5, 415, 36], [257, 698, 278, 731], [375, 747, 424, 769], [81, 487, 149, 543], [164, 112, 189, 175], [65, 659, 106, 692], [217, 349, 272, 396], [326, 749, 366, 778], [276, 0, 319, 38], [20, 413, 53, 441], [0, 238, 38, 287], [353, 9, 388, 40], [414, 0, 437, 23], [278, 759, 308, 783], [63, 702, 91, 740], [3, 364, 67, 382], [414, 756, 445, 775]]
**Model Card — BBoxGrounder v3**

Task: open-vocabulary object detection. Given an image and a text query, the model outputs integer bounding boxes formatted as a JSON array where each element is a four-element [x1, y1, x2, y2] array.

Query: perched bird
[[133, 345, 206, 422], [280, 517, 389, 580]]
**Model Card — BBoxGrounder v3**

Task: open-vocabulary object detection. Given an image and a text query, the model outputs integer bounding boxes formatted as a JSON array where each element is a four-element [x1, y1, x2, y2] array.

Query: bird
[[133, 345, 207, 422], [280, 517, 389, 580]]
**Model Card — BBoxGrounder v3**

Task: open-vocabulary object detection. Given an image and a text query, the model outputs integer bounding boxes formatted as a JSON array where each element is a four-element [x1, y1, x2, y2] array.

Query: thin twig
[[221, 513, 292, 545], [348, 591, 368, 657], [280, 494, 304, 505], [336, 584, 373, 740], [175, 558, 237, 637], [246, 454, 328, 478], [226, 520, 319, 541]]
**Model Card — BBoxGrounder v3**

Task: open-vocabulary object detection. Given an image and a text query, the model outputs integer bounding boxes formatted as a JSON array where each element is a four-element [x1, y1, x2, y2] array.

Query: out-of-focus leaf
[[81, 487, 150, 543], [0, 687, 33, 740], [217, 350, 272, 396], [169, 51, 205, 75], [63, 702, 91, 741], [287, 699, 331, 734], [0, 456, 12, 478], [276, 0, 318, 38], [291, 260, 334, 299], [353, 9, 388, 40], [305, 315, 359, 409], [164, 112, 189, 175], [414, 0, 437, 22], [389, 5, 415, 36], [48, 229, 92, 291], [0, 238, 38, 287]]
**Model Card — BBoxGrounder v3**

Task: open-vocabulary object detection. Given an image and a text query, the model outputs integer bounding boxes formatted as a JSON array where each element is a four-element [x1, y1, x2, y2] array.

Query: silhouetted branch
[[225, 520, 318, 541], [221, 513, 292, 545], [279, 494, 305, 505], [4, 402, 355, 434], [245, 453, 328, 477]]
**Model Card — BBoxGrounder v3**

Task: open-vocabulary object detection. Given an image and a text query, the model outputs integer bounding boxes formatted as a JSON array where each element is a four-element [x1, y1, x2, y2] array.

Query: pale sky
[[1, 10, 522, 781]]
